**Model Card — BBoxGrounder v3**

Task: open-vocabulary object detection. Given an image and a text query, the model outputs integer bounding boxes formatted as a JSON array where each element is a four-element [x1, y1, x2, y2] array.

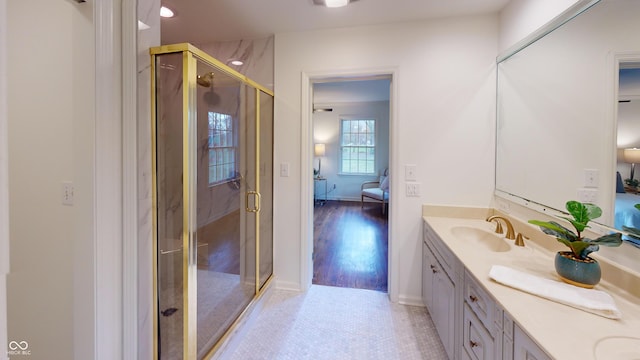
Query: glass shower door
[[194, 61, 256, 359], [152, 43, 273, 360], [258, 90, 274, 290], [155, 51, 186, 360]]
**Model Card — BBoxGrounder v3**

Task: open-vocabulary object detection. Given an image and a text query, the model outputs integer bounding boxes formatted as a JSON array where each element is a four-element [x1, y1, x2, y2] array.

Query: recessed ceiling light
[[312, 0, 357, 8], [325, 0, 348, 7], [160, 6, 174, 18], [230, 60, 244, 66]]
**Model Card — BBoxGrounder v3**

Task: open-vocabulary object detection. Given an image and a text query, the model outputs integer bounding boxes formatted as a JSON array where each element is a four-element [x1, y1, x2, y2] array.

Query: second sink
[[450, 226, 511, 252]]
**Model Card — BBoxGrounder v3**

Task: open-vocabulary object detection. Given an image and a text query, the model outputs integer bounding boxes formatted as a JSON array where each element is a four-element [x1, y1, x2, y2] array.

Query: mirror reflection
[[496, 0, 640, 237], [614, 66, 640, 244]]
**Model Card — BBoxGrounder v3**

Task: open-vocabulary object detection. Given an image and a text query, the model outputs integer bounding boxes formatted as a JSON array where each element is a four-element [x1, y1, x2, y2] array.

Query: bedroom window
[[208, 112, 236, 185], [340, 119, 375, 175]]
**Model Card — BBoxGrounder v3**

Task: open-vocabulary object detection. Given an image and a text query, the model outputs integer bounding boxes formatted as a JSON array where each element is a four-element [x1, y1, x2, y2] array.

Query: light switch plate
[[577, 188, 597, 203], [406, 182, 421, 197]]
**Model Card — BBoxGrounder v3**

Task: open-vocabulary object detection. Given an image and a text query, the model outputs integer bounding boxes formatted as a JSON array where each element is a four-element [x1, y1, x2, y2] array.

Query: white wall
[[7, 1, 95, 359], [274, 15, 498, 302], [0, 0, 8, 358], [499, 0, 579, 53], [313, 100, 390, 201]]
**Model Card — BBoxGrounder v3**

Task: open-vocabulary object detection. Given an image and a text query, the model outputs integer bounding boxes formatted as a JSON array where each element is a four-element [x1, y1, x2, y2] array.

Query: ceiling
[[160, 0, 512, 44]]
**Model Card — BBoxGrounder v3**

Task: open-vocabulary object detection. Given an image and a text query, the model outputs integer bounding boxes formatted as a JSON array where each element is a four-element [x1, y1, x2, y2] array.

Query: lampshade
[[314, 143, 326, 157], [624, 148, 640, 163]]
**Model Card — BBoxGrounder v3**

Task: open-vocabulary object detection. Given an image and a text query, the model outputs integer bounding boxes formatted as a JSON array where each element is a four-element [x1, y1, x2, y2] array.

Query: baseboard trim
[[398, 295, 424, 307], [275, 280, 303, 292]]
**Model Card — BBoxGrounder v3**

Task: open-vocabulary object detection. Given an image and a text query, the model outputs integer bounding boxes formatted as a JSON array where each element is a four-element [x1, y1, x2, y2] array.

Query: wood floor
[[313, 200, 389, 292]]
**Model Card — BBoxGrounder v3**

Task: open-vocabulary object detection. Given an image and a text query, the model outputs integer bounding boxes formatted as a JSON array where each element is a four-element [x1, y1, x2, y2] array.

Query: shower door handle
[[245, 191, 261, 213]]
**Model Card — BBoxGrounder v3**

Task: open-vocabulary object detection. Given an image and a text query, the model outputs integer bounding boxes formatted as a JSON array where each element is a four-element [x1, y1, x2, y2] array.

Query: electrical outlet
[[280, 163, 290, 177], [497, 200, 511, 213], [406, 182, 421, 197], [584, 169, 598, 188], [62, 181, 74, 205], [405, 164, 417, 181]]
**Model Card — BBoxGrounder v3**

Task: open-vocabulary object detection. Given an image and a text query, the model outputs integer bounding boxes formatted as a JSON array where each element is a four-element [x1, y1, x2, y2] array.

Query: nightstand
[[314, 177, 327, 205]]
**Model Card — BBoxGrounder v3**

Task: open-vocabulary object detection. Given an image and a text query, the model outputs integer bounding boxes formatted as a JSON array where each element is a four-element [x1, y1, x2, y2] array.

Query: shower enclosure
[[151, 44, 274, 359]]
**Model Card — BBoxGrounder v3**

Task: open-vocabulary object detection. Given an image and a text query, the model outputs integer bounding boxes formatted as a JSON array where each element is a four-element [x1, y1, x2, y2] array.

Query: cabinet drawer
[[464, 270, 496, 332], [463, 304, 495, 360], [423, 221, 456, 277]]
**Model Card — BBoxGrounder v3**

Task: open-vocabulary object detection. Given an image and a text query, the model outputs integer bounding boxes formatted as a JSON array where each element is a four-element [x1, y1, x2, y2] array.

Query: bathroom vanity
[[422, 205, 640, 360]]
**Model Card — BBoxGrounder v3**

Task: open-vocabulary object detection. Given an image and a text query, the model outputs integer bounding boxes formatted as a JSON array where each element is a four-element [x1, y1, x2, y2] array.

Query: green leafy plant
[[528, 200, 622, 260], [625, 178, 639, 188], [622, 203, 640, 241]]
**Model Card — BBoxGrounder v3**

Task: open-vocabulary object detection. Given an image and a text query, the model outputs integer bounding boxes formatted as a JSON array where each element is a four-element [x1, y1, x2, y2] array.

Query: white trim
[[0, 1, 9, 358], [300, 73, 314, 291], [300, 68, 399, 301], [95, 0, 123, 359], [122, 0, 138, 358]]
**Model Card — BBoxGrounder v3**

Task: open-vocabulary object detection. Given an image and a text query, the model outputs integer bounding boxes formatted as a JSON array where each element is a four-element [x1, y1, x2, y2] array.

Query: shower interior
[[152, 44, 274, 360]]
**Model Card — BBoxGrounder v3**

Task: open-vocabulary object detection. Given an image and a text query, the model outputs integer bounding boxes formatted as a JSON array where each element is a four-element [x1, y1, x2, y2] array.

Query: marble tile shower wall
[[137, 0, 160, 359], [136, 1, 274, 354], [199, 37, 274, 91]]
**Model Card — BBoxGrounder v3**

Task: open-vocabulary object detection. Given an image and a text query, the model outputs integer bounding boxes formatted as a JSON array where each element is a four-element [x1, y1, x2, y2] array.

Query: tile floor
[[228, 285, 448, 360]]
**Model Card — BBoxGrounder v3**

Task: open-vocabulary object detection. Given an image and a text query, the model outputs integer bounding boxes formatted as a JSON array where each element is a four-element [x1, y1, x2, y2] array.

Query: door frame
[[0, 0, 9, 356], [300, 68, 400, 301]]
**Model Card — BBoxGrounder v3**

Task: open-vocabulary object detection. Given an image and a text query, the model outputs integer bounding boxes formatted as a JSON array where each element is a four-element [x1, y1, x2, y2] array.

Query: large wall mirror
[[496, 0, 640, 241]]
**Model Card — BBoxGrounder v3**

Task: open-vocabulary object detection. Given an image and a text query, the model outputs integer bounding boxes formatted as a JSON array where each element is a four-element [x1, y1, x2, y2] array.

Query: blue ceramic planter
[[554, 251, 601, 288]]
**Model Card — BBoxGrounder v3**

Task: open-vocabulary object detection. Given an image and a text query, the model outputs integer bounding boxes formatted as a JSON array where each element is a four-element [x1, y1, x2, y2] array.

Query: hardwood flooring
[[313, 200, 388, 292], [198, 210, 241, 274]]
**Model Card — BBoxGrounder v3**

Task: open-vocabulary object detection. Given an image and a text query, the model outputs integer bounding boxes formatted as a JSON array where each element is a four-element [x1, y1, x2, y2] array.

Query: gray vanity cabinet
[[422, 219, 552, 360], [512, 324, 551, 360], [422, 221, 463, 360]]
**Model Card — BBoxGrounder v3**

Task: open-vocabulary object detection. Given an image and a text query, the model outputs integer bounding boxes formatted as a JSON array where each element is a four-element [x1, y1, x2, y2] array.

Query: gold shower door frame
[[150, 43, 274, 360]]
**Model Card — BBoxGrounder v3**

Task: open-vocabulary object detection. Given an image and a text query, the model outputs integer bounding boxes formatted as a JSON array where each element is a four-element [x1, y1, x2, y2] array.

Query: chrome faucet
[[486, 215, 516, 240]]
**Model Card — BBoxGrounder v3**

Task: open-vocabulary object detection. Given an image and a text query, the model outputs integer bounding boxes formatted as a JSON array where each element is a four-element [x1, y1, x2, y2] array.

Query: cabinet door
[[422, 242, 435, 309], [513, 325, 551, 360], [433, 268, 455, 359]]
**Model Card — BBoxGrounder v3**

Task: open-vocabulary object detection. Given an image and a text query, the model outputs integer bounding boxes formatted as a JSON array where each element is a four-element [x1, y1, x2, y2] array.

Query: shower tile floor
[[228, 285, 448, 360]]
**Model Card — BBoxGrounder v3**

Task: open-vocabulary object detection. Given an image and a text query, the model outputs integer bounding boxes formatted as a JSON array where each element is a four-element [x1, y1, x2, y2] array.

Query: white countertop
[[423, 207, 640, 360]]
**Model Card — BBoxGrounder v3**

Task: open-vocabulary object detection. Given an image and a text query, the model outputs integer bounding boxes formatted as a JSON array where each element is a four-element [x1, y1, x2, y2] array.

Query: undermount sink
[[594, 336, 640, 360], [450, 226, 511, 252]]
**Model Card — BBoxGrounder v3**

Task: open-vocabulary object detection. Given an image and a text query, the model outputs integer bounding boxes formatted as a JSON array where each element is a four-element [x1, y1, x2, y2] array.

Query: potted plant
[[621, 203, 640, 247], [528, 200, 622, 288], [625, 178, 639, 188]]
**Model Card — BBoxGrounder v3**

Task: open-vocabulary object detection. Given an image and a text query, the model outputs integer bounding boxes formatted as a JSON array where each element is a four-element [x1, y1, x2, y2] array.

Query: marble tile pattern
[[198, 37, 274, 91], [137, 0, 160, 359], [228, 285, 448, 360]]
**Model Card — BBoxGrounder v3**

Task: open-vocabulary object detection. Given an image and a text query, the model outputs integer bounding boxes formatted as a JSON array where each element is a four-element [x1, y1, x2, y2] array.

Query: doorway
[[310, 77, 391, 292], [614, 57, 640, 234]]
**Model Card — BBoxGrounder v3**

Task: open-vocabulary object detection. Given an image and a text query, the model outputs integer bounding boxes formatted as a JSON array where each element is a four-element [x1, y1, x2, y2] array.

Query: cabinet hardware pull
[[432, 269, 438, 273], [469, 295, 478, 302], [430, 265, 436, 269], [470, 341, 479, 348]]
